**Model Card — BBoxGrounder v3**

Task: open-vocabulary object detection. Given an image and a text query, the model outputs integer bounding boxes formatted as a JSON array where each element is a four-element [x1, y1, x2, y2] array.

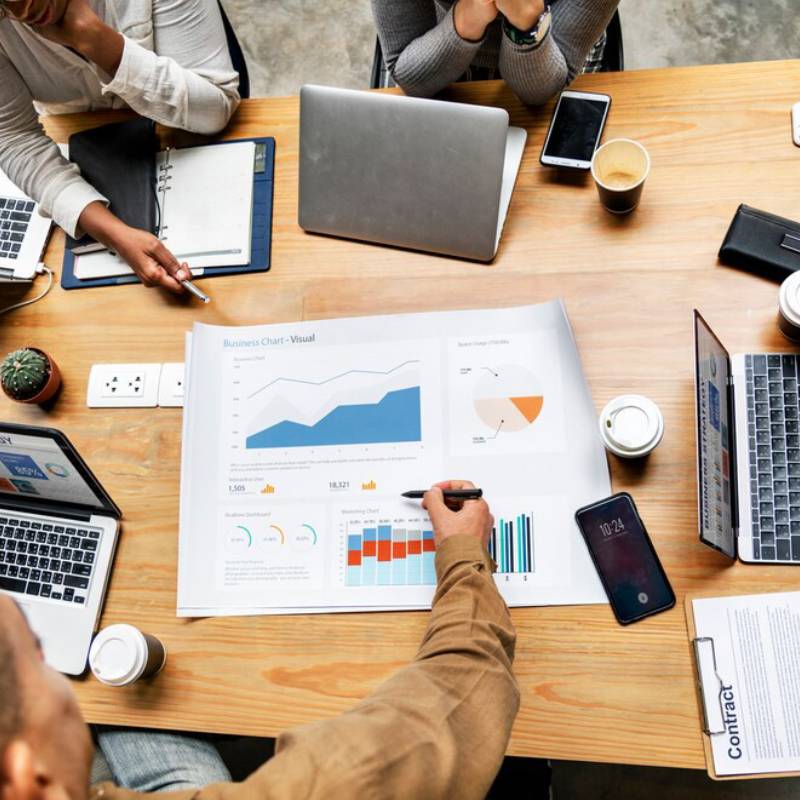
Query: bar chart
[[346, 523, 436, 586], [488, 512, 534, 574]]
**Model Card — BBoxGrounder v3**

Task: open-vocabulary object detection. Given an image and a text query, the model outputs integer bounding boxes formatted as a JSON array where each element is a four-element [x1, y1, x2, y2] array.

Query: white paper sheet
[[177, 301, 611, 617], [157, 141, 254, 268], [693, 591, 800, 776]]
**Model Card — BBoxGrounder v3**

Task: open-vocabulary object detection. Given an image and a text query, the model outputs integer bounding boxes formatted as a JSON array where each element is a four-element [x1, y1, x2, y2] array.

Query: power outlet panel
[[87, 364, 162, 408], [158, 362, 185, 408]]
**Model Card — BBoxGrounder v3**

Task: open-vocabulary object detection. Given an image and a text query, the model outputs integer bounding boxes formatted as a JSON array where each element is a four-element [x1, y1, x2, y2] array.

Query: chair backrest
[[370, 9, 624, 89], [600, 10, 624, 73], [217, 0, 250, 100]]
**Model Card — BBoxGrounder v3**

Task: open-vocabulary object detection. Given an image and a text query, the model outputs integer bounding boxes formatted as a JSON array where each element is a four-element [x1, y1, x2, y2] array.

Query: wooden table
[[3, 59, 800, 770]]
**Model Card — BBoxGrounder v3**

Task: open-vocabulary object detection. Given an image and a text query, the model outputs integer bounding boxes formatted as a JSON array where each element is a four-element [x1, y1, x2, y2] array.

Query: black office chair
[[217, 0, 251, 100], [370, 9, 624, 90]]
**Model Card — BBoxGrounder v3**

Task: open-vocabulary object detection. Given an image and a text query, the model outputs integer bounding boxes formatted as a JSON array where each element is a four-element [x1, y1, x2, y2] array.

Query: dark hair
[[0, 621, 21, 759]]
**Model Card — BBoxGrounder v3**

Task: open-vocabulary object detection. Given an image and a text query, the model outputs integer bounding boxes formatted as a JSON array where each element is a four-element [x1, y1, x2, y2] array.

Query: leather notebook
[[66, 118, 158, 250], [719, 204, 800, 282]]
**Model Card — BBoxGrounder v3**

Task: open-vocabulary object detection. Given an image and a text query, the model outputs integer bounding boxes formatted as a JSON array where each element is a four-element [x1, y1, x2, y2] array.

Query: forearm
[[551, 0, 618, 80], [499, 0, 619, 105], [97, 0, 239, 135], [247, 536, 518, 800], [0, 57, 105, 237], [70, 15, 124, 77], [373, 0, 483, 97], [77, 201, 128, 246]]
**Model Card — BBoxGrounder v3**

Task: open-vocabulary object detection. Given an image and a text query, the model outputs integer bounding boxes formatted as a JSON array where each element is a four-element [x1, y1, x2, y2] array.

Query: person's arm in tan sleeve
[[239, 482, 519, 800]]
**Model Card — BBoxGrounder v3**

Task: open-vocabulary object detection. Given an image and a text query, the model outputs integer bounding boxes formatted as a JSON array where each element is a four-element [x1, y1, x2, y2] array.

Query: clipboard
[[685, 593, 800, 781], [60, 136, 275, 290]]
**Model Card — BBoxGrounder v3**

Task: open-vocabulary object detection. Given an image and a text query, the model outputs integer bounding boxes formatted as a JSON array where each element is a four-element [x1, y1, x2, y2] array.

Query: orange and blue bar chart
[[347, 525, 436, 586]]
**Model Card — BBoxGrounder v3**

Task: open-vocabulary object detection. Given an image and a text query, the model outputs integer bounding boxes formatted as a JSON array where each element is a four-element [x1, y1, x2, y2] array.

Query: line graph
[[247, 360, 421, 400]]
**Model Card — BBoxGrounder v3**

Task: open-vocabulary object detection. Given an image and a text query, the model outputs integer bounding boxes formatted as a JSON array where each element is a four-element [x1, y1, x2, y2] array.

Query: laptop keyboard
[[745, 354, 800, 562], [0, 197, 34, 260], [0, 513, 102, 605]]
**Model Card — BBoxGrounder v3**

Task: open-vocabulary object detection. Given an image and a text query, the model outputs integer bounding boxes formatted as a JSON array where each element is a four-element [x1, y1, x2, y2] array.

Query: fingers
[[422, 486, 449, 528], [137, 258, 185, 295], [151, 241, 191, 283]]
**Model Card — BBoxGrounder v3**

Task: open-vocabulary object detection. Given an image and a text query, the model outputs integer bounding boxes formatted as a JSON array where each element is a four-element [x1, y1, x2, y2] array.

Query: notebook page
[[157, 141, 255, 269]]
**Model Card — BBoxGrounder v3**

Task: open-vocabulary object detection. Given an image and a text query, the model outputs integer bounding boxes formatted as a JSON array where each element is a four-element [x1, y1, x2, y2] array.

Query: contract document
[[691, 591, 800, 778], [177, 300, 610, 616]]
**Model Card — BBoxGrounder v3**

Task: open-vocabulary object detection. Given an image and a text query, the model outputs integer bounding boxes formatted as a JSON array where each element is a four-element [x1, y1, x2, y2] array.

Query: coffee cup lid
[[779, 272, 800, 327], [89, 624, 147, 687], [599, 394, 664, 458]]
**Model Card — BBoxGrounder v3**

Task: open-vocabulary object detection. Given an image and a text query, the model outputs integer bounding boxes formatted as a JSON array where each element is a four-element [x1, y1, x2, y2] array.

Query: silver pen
[[181, 279, 211, 303]]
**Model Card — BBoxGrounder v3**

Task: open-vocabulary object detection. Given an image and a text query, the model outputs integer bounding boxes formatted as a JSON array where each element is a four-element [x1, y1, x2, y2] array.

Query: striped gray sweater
[[371, 0, 619, 105]]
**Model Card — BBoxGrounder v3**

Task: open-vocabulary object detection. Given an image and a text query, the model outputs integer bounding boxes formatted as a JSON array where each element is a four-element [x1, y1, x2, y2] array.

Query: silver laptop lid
[[299, 85, 510, 262], [693, 310, 737, 558]]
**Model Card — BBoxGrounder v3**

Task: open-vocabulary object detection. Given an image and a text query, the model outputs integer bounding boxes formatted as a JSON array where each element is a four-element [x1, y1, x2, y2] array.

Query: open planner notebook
[[73, 141, 256, 280]]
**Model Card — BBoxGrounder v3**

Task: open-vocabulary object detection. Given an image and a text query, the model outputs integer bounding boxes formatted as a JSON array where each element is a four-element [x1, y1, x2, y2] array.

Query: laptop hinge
[[727, 374, 739, 544], [0, 496, 93, 522]]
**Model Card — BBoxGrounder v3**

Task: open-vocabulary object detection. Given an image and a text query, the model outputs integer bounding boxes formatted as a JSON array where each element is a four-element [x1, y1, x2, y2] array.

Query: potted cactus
[[1, 348, 61, 404]]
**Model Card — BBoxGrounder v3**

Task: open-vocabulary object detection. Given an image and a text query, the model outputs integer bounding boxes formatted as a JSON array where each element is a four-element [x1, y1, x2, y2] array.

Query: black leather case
[[67, 118, 158, 249], [719, 204, 800, 282]]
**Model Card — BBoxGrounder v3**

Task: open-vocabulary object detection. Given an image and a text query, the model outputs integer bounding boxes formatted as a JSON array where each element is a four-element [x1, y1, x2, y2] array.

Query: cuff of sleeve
[[50, 181, 108, 239], [100, 36, 152, 99], [434, 535, 495, 581]]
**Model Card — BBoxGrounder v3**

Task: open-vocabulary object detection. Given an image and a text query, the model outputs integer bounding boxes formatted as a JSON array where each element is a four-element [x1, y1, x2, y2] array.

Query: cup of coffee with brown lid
[[591, 138, 651, 214]]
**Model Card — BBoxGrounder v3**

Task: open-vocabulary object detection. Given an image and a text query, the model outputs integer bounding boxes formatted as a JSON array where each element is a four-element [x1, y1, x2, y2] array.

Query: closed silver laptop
[[298, 85, 526, 262]]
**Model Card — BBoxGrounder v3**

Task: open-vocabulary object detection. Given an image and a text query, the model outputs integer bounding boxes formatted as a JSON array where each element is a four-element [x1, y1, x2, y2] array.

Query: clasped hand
[[454, 0, 546, 41]]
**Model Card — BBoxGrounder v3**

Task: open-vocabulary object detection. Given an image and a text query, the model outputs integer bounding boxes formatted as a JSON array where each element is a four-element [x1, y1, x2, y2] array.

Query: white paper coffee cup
[[778, 272, 800, 343], [89, 624, 166, 687], [599, 394, 664, 459]]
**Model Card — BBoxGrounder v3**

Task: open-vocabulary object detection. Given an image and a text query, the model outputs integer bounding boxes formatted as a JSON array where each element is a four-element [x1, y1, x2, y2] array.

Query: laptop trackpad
[[495, 126, 528, 253]]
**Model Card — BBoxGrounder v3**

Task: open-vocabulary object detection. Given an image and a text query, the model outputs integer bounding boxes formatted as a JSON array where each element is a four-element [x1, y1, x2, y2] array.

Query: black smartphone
[[574, 493, 675, 625], [539, 90, 611, 170]]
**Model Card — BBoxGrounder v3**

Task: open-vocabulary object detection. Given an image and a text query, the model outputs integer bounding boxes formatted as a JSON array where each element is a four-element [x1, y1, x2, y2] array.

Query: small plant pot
[[2, 348, 62, 405]]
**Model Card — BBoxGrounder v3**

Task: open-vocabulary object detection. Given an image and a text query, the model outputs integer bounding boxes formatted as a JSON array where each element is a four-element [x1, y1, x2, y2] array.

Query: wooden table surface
[[2, 59, 800, 770]]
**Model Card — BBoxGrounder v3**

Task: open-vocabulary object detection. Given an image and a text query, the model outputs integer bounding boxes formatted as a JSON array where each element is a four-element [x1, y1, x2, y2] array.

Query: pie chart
[[474, 365, 544, 434]]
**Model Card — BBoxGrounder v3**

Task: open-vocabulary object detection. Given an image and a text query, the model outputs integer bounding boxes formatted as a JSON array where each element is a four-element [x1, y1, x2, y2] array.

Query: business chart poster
[[178, 301, 610, 615]]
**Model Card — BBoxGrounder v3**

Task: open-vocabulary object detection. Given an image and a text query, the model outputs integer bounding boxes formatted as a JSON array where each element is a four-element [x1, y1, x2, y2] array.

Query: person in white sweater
[[0, 0, 240, 293]]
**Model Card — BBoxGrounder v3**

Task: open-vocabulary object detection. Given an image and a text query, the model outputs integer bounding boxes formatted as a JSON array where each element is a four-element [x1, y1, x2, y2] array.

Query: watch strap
[[502, 5, 552, 49]]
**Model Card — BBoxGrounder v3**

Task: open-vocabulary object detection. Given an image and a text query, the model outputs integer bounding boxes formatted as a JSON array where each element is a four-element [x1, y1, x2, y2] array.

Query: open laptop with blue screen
[[0, 423, 121, 674], [694, 310, 800, 563]]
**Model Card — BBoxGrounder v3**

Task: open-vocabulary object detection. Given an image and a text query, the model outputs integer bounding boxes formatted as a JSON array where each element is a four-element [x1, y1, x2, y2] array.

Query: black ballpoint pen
[[402, 489, 483, 500]]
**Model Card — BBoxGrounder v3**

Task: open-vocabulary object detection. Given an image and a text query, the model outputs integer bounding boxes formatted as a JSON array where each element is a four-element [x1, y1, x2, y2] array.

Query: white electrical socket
[[158, 362, 185, 407], [87, 364, 162, 408]]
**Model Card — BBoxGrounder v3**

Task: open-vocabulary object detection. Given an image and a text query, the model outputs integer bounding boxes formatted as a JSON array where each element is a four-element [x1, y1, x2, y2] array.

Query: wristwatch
[[502, 5, 552, 49]]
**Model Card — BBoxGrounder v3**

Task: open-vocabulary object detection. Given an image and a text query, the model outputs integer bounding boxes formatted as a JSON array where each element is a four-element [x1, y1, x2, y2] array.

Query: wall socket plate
[[87, 363, 162, 408], [158, 362, 185, 407]]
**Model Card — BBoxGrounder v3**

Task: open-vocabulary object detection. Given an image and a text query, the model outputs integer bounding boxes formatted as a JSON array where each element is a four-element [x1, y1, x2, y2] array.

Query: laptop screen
[[693, 311, 736, 558], [0, 429, 107, 510]]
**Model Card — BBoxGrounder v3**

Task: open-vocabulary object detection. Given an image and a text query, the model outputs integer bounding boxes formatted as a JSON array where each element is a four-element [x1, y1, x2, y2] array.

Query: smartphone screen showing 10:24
[[575, 493, 675, 624]]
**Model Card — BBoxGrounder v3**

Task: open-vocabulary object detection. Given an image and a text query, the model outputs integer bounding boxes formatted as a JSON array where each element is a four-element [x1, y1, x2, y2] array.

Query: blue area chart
[[246, 386, 422, 449]]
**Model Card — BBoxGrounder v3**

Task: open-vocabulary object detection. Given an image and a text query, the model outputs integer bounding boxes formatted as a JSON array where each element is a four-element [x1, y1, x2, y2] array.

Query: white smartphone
[[540, 90, 611, 170], [792, 101, 800, 147]]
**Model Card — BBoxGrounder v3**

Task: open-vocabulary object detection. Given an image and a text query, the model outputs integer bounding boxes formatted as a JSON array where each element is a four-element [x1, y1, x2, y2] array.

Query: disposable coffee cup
[[599, 394, 664, 459], [591, 138, 651, 214], [778, 271, 800, 342], [89, 624, 166, 687]]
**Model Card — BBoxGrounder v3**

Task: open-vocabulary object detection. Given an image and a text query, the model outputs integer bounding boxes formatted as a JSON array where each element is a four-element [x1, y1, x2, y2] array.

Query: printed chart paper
[[178, 301, 610, 616]]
